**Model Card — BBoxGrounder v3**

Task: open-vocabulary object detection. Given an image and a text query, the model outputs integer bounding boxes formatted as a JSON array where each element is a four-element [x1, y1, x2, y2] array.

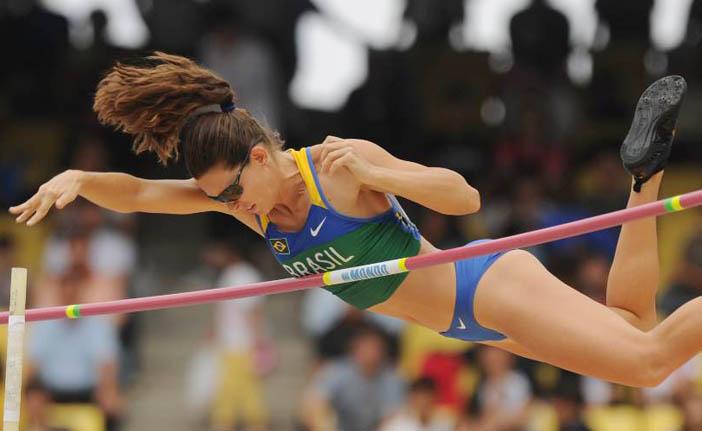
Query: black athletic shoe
[[620, 75, 687, 192]]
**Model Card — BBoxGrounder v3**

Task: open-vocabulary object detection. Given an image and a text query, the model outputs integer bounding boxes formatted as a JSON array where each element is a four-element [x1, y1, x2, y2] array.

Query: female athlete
[[9, 53, 697, 387]]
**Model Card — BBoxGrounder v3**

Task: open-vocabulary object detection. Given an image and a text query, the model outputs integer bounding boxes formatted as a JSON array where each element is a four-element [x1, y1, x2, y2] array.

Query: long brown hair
[[93, 51, 282, 177]]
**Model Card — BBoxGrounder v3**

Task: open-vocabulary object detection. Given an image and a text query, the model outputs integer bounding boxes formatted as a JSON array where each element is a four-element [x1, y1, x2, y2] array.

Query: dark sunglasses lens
[[217, 184, 243, 203]]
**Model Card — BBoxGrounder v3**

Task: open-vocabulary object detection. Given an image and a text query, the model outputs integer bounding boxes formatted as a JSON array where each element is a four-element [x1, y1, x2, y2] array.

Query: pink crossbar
[[2, 189, 701, 324]]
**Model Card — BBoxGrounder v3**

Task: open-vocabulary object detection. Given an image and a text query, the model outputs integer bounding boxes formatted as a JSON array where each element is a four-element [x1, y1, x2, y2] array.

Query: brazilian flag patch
[[269, 238, 290, 255]]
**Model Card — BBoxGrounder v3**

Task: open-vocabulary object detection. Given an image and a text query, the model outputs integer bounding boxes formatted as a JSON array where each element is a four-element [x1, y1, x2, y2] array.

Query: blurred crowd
[[2, 0, 702, 430]]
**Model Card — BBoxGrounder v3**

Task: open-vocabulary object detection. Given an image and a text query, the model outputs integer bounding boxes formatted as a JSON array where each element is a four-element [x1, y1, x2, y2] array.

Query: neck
[[270, 150, 307, 216]]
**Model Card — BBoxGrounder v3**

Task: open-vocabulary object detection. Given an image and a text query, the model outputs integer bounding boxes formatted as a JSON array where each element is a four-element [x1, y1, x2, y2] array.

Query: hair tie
[[220, 101, 236, 112]]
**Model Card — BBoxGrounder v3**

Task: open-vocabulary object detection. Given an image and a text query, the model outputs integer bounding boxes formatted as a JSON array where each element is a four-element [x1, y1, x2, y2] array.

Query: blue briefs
[[440, 239, 508, 342]]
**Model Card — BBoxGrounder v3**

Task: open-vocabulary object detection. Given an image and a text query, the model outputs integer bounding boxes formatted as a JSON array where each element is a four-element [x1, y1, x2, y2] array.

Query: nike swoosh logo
[[457, 318, 467, 330], [310, 217, 327, 237]]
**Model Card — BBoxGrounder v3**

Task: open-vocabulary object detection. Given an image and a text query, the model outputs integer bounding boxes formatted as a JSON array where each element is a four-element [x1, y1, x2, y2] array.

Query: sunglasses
[[208, 142, 255, 203]]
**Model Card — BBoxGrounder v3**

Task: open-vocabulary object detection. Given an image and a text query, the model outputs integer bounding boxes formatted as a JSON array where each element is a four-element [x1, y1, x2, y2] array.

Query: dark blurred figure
[[0, 234, 15, 308], [404, 0, 463, 45], [588, 0, 655, 127], [668, 0, 702, 146], [25, 380, 70, 431], [28, 266, 122, 430], [417, 209, 466, 249], [137, 0, 204, 56], [402, 0, 498, 163], [510, 0, 570, 79], [66, 9, 127, 117], [342, 0, 472, 165], [457, 346, 532, 431], [198, 2, 282, 130], [578, 150, 629, 214], [572, 252, 610, 304], [680, 392, 702, 431], [313, 307, 400, 364], [660, 230, 702, 316], [503, 1, 579, 168], [203, 241, 271, 431], [493, 110, 568, 186], [2, 0, 69, 116], [380, 377, 455, 431], [595, 0, 655, 43], [551, 375, 592, 431], [669, 0, 702, 79], [300, 324, 405, 431]]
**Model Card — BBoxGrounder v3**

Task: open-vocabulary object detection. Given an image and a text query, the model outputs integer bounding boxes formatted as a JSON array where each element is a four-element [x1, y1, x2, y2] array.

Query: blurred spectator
[[493, 112, 568, 185], [199, 2, 282, 130], [551, 375, 592, 431], [41, 201, 137, 283], [4, 0, 69, 116], [25, 379, 70, 431], [208, 242, 271, 431], [458, 346, 532, 431], [42, 135, 137, 283], [510, 0, 570, 79], [418, 351, 472, 414], [0, 234, 16, 308], [418, 210, 466, 249], [379, 377, 454, 431], [572, 252, 609, 304], [35, 228, 125, 309], [28, 276, 122, 430], [302, 289, 403, 363], [680, 391, 702, 431], [660, 231, 702, 316], [404, 0, 463, 45], [300, 325, 405, 431], [588, 0, 655, 125], [138, 0, 204, 56], [595, 0, 654, 43]]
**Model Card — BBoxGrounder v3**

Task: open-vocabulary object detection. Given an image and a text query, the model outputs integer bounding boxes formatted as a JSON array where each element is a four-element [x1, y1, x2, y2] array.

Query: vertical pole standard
[[3, 268, 27, 431]]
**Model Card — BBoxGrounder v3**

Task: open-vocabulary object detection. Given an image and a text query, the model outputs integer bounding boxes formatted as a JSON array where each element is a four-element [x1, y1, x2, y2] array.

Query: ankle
[[632, 170, 664, 193]]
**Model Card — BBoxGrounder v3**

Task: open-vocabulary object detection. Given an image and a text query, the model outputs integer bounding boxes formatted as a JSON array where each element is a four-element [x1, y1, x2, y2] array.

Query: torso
[[260, 145, 457, 332]]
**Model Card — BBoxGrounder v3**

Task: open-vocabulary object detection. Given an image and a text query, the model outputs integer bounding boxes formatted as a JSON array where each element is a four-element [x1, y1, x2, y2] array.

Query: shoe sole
[[620, 75, 687, 178]]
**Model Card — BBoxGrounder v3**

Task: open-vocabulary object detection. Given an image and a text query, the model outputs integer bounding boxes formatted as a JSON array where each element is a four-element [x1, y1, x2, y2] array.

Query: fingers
[[321, 135, 343, 145], [319, 136, 347, 161], [26, 199, 54, 226], [10, 194, 41, 223], [10, 188, 71, 226], [15, 208, 35, 224], [328, 152, 354, 175], [321, 147, 353, 172]]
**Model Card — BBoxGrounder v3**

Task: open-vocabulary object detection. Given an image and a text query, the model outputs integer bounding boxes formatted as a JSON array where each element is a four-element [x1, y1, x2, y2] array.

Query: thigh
[[473, 250, 653, 385]]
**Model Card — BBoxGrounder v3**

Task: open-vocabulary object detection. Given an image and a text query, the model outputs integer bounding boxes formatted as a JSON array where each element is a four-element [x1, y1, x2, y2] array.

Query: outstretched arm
[[8, 170, 261, 234], [320, 138, 480, 215]]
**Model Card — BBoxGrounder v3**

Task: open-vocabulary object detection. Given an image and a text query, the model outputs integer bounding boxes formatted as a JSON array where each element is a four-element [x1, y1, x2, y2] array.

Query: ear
[[250, 144, 269, 166]]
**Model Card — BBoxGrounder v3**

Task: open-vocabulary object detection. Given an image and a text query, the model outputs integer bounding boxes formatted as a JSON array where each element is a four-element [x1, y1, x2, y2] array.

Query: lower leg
[[606, 171, 664, 329]]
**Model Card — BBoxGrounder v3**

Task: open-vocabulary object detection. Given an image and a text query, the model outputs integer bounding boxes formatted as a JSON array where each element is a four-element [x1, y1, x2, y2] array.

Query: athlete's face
[[197, 146, 278, 215]]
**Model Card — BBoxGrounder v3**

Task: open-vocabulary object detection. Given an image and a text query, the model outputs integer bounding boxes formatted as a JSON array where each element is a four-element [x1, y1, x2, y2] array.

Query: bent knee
[[628, 341, 670, 387]]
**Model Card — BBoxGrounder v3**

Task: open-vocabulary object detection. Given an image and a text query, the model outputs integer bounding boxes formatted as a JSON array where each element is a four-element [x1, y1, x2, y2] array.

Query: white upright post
[[3, 267, 27, 431]]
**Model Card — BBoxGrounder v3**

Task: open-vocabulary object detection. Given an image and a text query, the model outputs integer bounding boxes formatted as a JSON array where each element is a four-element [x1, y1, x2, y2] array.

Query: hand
[[8, 169, 84, 226], [96, 388, 123, 416], [319, 137, 377, 184]]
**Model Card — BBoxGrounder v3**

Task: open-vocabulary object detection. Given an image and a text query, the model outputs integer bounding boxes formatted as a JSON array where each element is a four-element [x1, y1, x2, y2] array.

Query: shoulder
[[308, 138, 382, 158]]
